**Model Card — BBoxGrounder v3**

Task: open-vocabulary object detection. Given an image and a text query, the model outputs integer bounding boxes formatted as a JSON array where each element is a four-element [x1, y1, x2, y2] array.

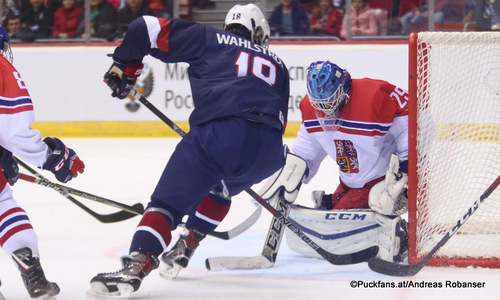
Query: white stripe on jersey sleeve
[[143, 15, 161, 49]]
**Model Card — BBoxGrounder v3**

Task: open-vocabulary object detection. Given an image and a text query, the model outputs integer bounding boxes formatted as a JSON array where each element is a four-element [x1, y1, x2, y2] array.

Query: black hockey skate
[[88, 253, 159, 298], [11, 247, 60, 299], [160, 227, 206, 280]]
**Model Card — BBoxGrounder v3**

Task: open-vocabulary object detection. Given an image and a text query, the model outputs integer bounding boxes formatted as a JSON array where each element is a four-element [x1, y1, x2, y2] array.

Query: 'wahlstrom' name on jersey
[[215, 33, 284, 68], [113, 16, 290, 130]]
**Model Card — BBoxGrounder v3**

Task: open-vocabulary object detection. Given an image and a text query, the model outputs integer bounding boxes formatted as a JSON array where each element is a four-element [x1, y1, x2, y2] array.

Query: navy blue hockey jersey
[[113, 16, 290, 131]]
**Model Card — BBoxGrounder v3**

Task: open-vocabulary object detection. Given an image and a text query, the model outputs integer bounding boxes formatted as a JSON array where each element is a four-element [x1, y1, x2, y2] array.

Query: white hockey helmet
[[224, 4, 270, 49]]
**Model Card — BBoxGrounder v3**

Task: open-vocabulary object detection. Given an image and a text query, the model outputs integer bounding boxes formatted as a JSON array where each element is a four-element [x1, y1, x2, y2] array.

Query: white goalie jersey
[[292, 78, 409, 189], [287, 78, 410, 262]]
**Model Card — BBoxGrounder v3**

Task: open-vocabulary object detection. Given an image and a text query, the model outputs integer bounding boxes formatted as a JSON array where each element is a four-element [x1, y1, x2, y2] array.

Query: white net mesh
[[414, 32, 500, 263]]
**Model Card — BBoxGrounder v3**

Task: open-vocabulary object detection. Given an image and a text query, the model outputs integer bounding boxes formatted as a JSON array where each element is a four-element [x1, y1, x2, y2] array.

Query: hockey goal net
[[408, 32, 500, 268]]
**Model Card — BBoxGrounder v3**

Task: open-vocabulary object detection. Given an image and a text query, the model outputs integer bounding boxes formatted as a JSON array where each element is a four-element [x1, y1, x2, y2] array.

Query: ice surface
[[0, 138, 498, 300]]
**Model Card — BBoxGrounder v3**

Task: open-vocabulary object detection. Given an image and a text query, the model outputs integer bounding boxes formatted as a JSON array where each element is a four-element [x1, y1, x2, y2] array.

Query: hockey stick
[[208, 206, 262, 240], [18, 156, 259, 238], [16, 158, 142, 223], [130, 89, 379, 265], [19, 158, 260, 237], [206, 190, 289, 271], [368, 175, 500, 276], [18, 172, 144, 215]]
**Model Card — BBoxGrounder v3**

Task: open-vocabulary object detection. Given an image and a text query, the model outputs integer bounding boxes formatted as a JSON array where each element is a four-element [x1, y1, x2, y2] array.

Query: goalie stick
[[16, 158, 142, 223], [368, 175, 500, 276], [130, 89, 379, 265], [208, 206, 262, 240], [206, 190, 289, 271]]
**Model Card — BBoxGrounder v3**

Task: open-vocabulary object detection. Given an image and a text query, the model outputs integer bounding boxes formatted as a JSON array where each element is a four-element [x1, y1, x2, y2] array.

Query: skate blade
[[31, 287, 60, 300], [159, 262, 183, 280], [87, 282, 134, 299], [32, 294, 57, 300]]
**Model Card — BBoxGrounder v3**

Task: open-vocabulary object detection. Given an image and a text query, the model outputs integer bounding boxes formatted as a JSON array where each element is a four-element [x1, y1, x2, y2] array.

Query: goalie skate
[[12, 247, 60, 299], [87, 253, 159, 298], [159, 227, 206, 280]]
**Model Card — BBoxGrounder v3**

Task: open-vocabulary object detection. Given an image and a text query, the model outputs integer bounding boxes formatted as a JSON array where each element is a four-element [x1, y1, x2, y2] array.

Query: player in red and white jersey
[[0, 26, 84, 299], [293, 62, 409, 210], [286, 61, 409, 263]]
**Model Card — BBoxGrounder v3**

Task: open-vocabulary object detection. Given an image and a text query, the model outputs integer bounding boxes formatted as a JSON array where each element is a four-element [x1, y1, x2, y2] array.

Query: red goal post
[[408, 32, 500, 268]]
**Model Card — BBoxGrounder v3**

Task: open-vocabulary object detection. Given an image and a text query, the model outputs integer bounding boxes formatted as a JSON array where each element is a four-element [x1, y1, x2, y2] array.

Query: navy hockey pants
[[150, 117, 285, 228]]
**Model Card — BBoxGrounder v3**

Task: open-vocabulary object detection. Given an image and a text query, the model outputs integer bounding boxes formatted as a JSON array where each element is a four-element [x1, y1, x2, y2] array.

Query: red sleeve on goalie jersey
[[0, 58, 33, 115], [347, 78, 408, 123]]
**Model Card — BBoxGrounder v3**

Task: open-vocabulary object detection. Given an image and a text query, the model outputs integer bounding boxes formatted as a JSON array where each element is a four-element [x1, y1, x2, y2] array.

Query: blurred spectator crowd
[[1, 0, 500, 42]]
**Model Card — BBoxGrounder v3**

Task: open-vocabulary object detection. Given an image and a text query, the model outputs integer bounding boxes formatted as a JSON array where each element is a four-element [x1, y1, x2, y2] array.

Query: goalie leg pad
[[285, 206, 380, 258], [375, 214, 408, 263], [285, 206, 408, 263], [259, 152, 308, 204]]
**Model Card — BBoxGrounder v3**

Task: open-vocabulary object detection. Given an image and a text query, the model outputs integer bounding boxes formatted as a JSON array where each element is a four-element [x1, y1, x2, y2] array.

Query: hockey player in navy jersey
[[88, 4, 290, 297], [285, 60, 409, 263], [0, 26, 85, 298]]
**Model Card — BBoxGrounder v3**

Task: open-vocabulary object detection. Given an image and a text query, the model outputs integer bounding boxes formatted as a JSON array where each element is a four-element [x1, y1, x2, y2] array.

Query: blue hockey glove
[[103, 62, 143, 99], [42, 137, 85, 183], [0, 146, 18, 185]]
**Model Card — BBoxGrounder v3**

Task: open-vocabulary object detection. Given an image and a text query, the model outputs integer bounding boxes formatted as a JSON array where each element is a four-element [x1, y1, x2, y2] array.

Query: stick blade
[[320, 246, 379, 265], [209, 206, 262, 240], [96, 203, 144, 223], [205, 255, 274, 271], [368, 257, 424, 277]]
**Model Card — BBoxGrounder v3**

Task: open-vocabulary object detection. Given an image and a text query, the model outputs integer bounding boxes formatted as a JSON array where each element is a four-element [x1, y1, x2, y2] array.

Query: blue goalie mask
[[306, 61, 351, 116], [0, 26, 13, 63]]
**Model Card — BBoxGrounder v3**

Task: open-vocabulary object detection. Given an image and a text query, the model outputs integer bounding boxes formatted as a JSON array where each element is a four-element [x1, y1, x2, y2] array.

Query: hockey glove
[[42, 137, 85, 183], [369, 154, 408, 216], [103, 62, 143, 99], [0, 146, 18, 185]]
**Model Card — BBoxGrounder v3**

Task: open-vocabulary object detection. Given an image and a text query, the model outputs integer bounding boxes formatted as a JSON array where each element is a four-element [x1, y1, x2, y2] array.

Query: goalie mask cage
[[408, 32, 500, 268]]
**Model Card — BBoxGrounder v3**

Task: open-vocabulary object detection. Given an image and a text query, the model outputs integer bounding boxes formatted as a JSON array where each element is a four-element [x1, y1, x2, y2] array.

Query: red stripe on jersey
[[197, 195, 230, 223], [338, 126, 387, 137], [305, 126, 323, 133], [156, 18, 171, 52], [0, 207, 25, 220], [137, 211, 172, 243], [0, 105, 33, 114], [0, 223, 33, 246]]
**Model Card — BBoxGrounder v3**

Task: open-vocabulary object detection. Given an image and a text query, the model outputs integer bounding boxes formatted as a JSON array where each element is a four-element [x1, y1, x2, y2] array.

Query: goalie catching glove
[[103, 61, 143, 99], [369, 154, 408, 216], [42, 137, 85, 183]]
